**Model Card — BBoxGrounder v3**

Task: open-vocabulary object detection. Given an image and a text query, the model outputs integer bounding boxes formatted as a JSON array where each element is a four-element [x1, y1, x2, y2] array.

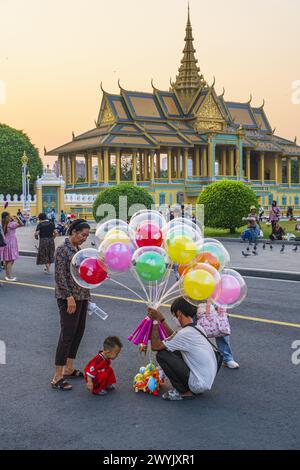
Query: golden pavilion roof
[[47, 7, 300, 157]]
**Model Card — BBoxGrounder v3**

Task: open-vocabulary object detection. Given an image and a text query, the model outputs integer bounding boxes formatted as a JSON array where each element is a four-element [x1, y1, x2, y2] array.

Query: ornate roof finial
[[118, 78, 125, 92], [272, 127, 276, 135], [173, 3, 206, 110], [220, 87, 225, 98], [211, 76, 216, 88], [94, 120, 98, 127], [72, 132, 75, 140], [247, 93, 252, 105], [260, 99, 265, 109], [44, 146, 47, 155], [100, 81, 106, 94], [151, 78, 157, 92], [294, 136, 297, 145]]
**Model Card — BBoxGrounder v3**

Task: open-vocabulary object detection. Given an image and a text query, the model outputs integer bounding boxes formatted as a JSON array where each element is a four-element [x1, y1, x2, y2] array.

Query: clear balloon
[[71, 248, 108, 289], [95, 219, 129, 244], [199, 242, 230, 271], [133, 247, 169, 282], [163, 217, 203, 239], [212, 268, 247, 309], [129, 210, 166, 235], [166, 235, 198, 265], [135, 221, 163, 248], [99, 240, 133, 273], [181, 263, 221, 306]]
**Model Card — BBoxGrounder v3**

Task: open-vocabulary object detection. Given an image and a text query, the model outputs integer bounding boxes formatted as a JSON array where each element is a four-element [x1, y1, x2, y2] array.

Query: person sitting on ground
[[84, 336, 122, 396], [269, 222, 285, 241], [287, 206, 296, 221], [241, 206, 260, 242], [148, 297, 217, 401]]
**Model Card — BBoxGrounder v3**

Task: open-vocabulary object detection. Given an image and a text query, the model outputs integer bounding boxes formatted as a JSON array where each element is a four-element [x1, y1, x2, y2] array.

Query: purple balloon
[[217, 274, 241, 305], [104, 242, 132, 272]]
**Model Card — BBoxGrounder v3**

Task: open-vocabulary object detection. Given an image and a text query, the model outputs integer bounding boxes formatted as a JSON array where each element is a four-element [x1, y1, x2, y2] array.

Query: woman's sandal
[[51, 378, 73, 391], [63, 369, 84, 379]]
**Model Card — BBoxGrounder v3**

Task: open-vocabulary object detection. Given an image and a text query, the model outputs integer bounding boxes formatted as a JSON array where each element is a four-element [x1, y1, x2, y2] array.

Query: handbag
[[0, 227, 6, 248], [197, 303, 231, 338], [188, 325, 223, 373]]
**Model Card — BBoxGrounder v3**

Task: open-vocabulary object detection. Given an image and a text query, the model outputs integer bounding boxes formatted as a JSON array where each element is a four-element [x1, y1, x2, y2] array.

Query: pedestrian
[[34, 213, 57, 274], [148, 297, 218, 401], [197, 301, 239, 369], [60, 210, 66, 223], [84, 336, 122, 396], [0, 211, 23, 281], [258, 205, 264, 223], [51, 219, 91, 391], [269, 201, 281, 230]]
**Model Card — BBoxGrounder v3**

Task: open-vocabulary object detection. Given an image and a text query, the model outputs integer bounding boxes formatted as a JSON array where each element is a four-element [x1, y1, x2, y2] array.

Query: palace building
[[47, 6, 300, 213]]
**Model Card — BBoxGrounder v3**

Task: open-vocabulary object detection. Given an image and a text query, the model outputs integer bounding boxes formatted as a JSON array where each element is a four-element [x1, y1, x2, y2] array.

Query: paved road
[[0, 257, 300, 450], [16, 226, 300, 274]]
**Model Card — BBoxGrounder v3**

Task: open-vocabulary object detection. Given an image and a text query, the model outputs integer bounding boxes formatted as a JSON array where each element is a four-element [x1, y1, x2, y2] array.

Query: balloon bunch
[[71, 210, 247, 347], [133, 363, 165, 396]]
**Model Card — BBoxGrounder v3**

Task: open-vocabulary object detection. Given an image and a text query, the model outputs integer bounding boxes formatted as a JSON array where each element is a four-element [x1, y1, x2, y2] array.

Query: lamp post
[[21, 151, 30, 213], [27, 172, 31, 215]]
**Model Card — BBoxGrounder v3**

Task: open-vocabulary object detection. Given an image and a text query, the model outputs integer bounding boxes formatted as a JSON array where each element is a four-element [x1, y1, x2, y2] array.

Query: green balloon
[[135, 251, 166, 282]]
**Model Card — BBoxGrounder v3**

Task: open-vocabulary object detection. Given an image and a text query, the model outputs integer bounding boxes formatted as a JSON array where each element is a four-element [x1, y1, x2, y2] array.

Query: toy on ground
[[133, 363, 165, 396]]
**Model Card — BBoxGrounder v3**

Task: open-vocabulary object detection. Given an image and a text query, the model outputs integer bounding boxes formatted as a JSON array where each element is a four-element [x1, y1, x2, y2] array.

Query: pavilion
[[47, 6, 300, 212]]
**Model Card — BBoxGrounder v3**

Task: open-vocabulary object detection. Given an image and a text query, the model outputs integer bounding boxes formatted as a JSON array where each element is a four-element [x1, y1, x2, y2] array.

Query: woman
[[269, 201, 281, 230], [35, 213, 56, 274], [270, 222, 285, 241], [0, 211, 23, 281], [241, 206, 260, 243], [51, 219, 91, 391]]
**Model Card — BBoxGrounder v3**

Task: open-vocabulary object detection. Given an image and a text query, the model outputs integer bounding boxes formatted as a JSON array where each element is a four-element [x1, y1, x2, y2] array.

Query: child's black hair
[[103, 336, 123, 350], [171, 296, 197, 318]]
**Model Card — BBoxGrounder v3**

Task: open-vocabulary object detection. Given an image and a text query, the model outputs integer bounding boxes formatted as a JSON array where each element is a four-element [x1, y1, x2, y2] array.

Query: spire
[[173, 4, 206, 110]]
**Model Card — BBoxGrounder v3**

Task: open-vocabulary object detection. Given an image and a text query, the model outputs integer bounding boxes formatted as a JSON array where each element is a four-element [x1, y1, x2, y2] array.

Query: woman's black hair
[[38, 213, 47, 221], [171, 296, 197, 318], [68, 219, 90, 235], [272, 200, 277, 206]]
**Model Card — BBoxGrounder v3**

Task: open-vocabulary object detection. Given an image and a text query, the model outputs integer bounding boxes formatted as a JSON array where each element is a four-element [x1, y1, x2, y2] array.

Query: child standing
[[197, 302, 239, 369], [84, 336, 122, 395]]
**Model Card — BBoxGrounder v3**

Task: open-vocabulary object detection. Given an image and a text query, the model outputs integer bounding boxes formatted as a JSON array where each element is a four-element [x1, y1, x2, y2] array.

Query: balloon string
[[157, 277, 182, 305], [109, 278, 146, 302], [130, 268, 150, 304], [156, 292, 182, 308], [156, 262, 174, 304]]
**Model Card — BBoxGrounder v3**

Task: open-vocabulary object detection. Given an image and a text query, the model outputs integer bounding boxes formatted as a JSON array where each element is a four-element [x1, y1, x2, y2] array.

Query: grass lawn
[[204, 220, 300, 239]]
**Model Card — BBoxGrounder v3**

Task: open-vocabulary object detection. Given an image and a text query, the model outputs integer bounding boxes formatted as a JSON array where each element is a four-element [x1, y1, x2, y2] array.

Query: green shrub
[[0, 123, 43, 194], [197, 180, 258, 233], [93, 183, 154, 223]]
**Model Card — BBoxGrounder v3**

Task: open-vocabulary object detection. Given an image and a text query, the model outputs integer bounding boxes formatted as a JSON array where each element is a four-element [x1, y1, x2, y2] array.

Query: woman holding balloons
[[51, 219, 91, 391]]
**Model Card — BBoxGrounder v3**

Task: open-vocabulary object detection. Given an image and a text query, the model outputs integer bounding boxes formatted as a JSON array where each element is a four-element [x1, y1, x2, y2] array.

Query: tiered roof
[[47, 8, 300, 157]]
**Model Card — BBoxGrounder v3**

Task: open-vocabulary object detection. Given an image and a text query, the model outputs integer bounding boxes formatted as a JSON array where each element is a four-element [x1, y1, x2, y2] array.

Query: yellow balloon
[[167, 236, 197, 264], [104, 229, 130, 245], [183, 269, 216, 301]]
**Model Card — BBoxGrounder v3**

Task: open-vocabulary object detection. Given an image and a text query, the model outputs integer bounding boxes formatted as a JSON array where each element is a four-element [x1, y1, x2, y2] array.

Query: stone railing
[[0, 193, 37, 203], [64, 193, 97, 204]]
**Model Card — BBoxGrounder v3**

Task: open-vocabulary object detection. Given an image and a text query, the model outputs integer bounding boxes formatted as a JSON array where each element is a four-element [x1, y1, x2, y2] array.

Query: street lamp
[[21, 151, 29, 212], [27, 172, 31, 214]]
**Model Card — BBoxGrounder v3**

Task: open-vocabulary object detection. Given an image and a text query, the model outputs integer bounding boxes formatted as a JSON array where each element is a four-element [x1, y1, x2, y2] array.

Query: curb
[[19, 250, 300, 282], [215, 237, 300, 244]]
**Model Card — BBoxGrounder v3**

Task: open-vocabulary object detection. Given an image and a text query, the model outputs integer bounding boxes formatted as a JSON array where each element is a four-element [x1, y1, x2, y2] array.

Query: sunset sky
[[1, 0, 300, 166]]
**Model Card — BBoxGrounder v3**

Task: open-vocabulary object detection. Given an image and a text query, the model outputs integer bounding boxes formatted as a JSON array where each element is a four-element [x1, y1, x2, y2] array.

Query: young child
[[84, 336, 122, 396], [197, 301, 239, 369]]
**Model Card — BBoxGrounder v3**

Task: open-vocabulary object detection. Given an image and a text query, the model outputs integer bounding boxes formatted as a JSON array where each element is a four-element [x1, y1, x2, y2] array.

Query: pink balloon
[[104, 242, 132, 272], [217, 274, 241, 305]]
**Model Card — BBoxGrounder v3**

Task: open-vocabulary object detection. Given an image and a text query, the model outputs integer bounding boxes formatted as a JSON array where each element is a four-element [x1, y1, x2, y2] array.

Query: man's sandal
[[51, 379, 73, 391], [63, 369, 84, 379], [162, 389, 195, 401]]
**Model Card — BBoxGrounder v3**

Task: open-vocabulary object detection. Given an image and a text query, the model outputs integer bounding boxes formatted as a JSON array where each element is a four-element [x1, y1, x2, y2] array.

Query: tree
[[197, 180, 258, 233], [0, 124, 43, 194], [93, 183, 154, 223]]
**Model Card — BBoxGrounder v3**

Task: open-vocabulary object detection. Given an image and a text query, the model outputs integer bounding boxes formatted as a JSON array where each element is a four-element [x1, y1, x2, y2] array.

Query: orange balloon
[[196, 252, 220, 270], [178, 252, 220, 277]]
